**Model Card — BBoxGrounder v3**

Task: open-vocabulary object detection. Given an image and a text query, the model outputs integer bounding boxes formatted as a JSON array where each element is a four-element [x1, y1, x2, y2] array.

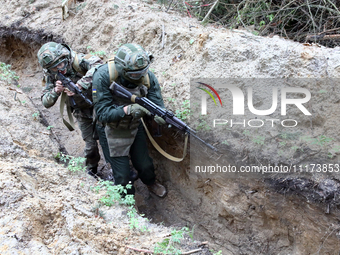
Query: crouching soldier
[[37, 42, 102, 177], [92, 43, 167, 197]]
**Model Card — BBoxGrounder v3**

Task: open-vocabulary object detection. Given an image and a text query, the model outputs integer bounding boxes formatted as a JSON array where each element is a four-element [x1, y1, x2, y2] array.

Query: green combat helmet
[[114, 43, 153, 82], [37, 42, 70, 73]]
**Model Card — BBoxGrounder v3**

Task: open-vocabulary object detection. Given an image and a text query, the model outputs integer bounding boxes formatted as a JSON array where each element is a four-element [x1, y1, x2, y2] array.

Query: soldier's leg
[[130, 123, 156, 186], [110, 156, 135, 194], [130, 124, 166, 197], [77, 117, 100, 175], [96, 123, 114, 166]]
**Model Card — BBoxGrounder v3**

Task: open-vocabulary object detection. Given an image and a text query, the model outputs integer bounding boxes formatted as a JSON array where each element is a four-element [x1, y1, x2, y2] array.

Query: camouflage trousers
[[105, 123, 156, 194], [76, 116, 100, 171]]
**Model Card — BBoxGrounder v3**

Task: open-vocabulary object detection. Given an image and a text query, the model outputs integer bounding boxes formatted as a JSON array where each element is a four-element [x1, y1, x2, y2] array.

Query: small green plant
[[279, 141, 286, 146], [32, 112, 40, 120], [196, 119, 211, 132], [87, 46, 106, 58], [302, 135, 333, 147], [0, 62, 19, 84], [150, 68, 155, 73], [92, 181, 148, 231], [243, 130, 251, 136], [154, 227, 190, 255], [291, 145, 301, 152], [54, 152, 61, 160], [47, 126, 54, 130], [92, 203, 106, 219], [281, 133, 288, 140], [189, 39, 195, 44], [266, 14, 274, 22], [210, 250, 223, 255], [60, 153, 86, 172], [167, 97, 176, 103], [327, 145, 340, 158], [313, 135, 333, 146], [96, 181, 135, 206], [175, 100, 190, 120], [252, 135, 265, 145], [127, 206, 142, 229]]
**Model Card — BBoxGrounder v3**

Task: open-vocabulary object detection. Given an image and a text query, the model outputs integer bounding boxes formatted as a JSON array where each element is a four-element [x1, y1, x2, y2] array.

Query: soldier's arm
[[93, 65, 126, 123], [41, 74, 60, 108], [146, 71, 165, 108]]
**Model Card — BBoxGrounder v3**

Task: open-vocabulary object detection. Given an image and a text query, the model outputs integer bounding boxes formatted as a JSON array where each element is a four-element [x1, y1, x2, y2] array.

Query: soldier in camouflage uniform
[[92, 43, 167, 197], [37, 42, 103, 177]]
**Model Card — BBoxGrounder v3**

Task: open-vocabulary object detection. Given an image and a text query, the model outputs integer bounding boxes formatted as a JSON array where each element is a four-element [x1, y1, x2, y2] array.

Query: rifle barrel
[[190, 131, 217, 152]]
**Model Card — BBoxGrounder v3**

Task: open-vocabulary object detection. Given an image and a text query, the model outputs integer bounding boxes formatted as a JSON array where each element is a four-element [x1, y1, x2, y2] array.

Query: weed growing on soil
[[210, 250, 222, 255], [86, 46, 106, 58], [175, 100, 190, 120], [252, 135, 265, 145], [92, 181, 149, 231], [154, 227, 190, 254], [0, 62, 19, 85], [32, 112, 40, 120], [96, 181, 135, 206], [60, 153, 86, 172], [328, 145, 340, 159], [92, 203, 106, 219]]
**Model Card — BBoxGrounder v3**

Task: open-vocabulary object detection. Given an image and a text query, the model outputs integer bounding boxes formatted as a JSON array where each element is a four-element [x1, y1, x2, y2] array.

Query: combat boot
[[147, 181, 167, 198]]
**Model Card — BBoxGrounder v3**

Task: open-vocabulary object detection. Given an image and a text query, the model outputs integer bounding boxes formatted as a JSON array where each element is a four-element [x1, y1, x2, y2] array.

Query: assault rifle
[[110, 82, 217, 152], [57, 72, 93, 108]]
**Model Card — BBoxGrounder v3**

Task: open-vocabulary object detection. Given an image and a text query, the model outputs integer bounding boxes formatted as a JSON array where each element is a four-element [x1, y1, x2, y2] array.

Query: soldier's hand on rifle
[[64, 88, 75, 97], [154, 115, 166, 125], [64, 82, 82, 96], [76, 83, 83, 90], [54, 80, 64, 94], [125, 104, 151, 119]]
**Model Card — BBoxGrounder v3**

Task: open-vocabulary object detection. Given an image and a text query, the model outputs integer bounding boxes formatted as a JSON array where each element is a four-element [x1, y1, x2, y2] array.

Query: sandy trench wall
[[2, 0, 340, 254]]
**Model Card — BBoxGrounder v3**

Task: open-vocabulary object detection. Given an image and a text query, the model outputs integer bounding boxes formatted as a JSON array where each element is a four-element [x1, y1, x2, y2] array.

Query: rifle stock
[[111, 82, 217, 151]]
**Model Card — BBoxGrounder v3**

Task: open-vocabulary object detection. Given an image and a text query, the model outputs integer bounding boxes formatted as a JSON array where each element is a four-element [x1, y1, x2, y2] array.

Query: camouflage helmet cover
[[114, 43, 153, 80], [37, 42, 70, 70]]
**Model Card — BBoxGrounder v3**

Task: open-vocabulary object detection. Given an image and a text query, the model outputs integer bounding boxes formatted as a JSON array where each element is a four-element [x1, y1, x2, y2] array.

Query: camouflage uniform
[[93, 64, 165, 193], [40, 43, 103, 173]]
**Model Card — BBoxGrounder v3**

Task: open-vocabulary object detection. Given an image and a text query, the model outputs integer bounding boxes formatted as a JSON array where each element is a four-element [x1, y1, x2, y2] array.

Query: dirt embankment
[[2, 0, 340, 254]]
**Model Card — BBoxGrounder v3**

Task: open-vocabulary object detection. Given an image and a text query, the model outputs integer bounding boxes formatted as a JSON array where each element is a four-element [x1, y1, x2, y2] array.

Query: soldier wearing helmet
[[37, 42, 103, 177], [92, 43, 167, 197]]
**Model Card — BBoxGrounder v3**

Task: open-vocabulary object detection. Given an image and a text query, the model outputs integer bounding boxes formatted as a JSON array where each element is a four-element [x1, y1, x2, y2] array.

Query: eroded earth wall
[[2, 0, 340, 254]]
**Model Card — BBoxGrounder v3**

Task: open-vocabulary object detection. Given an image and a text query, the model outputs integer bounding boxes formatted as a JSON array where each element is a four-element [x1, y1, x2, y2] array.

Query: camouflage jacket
[[93, 64, 164, 156], [41, 50, 103, 118]]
